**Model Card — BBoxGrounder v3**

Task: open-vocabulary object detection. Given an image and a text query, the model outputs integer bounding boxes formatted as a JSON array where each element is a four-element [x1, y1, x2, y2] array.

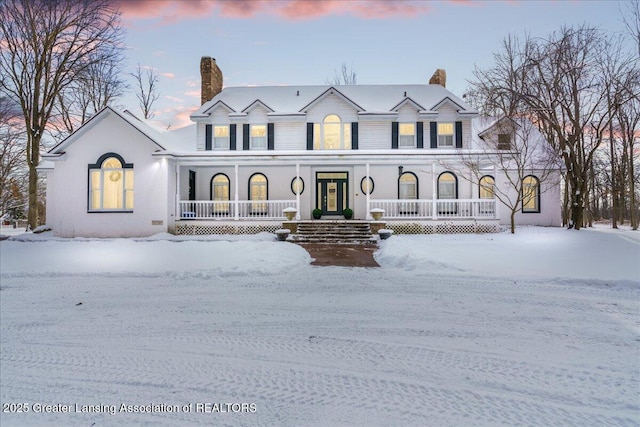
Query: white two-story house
[[41, 57, 561, 237]]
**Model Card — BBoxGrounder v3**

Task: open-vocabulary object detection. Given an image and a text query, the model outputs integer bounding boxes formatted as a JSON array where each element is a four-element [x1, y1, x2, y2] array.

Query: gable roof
[[46, 106, 193, 156], [192, 83, 477, 119]]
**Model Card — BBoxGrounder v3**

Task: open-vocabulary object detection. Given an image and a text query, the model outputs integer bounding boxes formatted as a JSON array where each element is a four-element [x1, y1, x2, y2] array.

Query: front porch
[[174, 199, 499, 234]]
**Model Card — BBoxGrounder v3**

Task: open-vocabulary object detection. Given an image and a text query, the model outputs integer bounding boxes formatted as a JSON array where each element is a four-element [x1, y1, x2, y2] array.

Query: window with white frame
[[210, 173, 230, 213], [213, 125, 229, 149], [249, 173, 268, 214], [314, 114, 351, 150], [479, 175, 495, 199], [251, 125, 267, 149], [438, 123, 454, 147], [89, 154, 133, 211], [438, 172, 457, 199], [399, 123, 416, 148], [399, 172, 417, 199], [522, 175, 540, 213]]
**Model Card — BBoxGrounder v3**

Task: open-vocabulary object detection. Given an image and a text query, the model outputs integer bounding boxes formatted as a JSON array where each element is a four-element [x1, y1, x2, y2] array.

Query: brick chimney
[[429, 69, 446, 88], [200, 56, 223, 104]]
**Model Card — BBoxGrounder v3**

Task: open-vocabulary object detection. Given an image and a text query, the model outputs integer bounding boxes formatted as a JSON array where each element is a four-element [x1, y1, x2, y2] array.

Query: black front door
[[316, 172, 348, 215], [188, 170, 196, 200]]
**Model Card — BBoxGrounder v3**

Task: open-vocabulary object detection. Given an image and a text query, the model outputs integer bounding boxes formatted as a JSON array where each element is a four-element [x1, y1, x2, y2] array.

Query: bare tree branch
[[131, 64, 160, 120]]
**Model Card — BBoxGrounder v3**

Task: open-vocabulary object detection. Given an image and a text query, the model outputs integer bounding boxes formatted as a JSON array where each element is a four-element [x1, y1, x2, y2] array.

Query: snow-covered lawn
[[1, 227, 638, 426]]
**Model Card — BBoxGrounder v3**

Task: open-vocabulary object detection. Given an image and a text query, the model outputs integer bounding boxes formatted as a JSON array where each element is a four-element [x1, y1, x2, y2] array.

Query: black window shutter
[[243, 124, 250, 150], [306, 122, 314, 150], [455, 121, 463, 148], [416, 121, 424, 149], [391, 122, 399, 149], [205, 124, 212, 150], [267, 123, 274, 150], [351, 122, 358, 150], [430, 122, 437, 148], [229, 124, 236, 150]]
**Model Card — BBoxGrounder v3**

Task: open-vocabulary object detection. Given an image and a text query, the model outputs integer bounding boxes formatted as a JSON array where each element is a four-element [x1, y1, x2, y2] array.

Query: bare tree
[[54, 52, 127, 137], [131, 64, 161, 120], [452, 117, 560, 233], [469, 25, 636, 230], [0, 0, 125, 229], [326, 63, 357, 85], [0, 97, 27, 220], [621, 0, 640, 58]]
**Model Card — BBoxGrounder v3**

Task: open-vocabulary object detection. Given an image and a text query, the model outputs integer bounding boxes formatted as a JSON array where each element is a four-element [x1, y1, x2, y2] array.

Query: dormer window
[[314, 114, 351, 150], [214, 125, 229, 149], [438, 123, 454, 147], [399, 123, 416, 148], [251, 125, 267, 149]]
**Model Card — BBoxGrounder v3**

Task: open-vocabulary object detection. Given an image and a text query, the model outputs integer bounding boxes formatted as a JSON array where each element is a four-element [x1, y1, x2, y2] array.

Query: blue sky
[[115, 0, 630, 128]]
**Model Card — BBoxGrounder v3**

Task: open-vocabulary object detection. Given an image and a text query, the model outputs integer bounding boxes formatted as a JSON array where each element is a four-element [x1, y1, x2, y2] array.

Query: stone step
[[290, 220, 377, 244]]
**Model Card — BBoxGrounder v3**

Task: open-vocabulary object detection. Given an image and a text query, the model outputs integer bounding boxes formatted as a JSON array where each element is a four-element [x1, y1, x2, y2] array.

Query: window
[[360, 177, 374, 195], [438, 123, 454, 147], [498, 133, 512, 150], [479, 175, 495, 199], [210, 174, 230, 213], [438, 172, 457, 199], [249, 173, 268, 214], [314, 114, 351, 150], [522, 175, 540, 213], [214, 125, 229, 149], [398, 172, 417, 199], [89, 153, 133, 211], [291, 177, 305, 195], [251, 125, 267, 149], [399, 123, 416, 148]]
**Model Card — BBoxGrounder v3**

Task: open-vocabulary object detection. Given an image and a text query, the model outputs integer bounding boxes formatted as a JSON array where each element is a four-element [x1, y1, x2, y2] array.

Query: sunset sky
[[113, 0, 630, 129]]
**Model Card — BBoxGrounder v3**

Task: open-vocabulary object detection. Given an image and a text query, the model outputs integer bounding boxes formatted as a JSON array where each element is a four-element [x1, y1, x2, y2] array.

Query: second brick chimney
[[200, 56, 223, 105], [428, 69, 446, 88]]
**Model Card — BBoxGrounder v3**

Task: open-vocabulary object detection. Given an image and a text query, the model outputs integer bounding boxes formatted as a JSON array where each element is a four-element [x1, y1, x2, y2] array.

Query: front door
[[317, 172, 348, 216]]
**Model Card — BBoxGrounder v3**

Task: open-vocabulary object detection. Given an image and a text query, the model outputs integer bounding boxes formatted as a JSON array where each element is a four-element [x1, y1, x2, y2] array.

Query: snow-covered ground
[[1, 226, 638, 426]]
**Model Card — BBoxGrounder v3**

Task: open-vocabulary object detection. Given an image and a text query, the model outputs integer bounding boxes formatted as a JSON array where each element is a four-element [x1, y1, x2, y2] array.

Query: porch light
[[398, 166, 404, 176]]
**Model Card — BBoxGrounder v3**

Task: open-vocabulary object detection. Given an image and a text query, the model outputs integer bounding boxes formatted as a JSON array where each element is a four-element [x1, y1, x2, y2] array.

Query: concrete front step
[[291, 220, 377, 244]]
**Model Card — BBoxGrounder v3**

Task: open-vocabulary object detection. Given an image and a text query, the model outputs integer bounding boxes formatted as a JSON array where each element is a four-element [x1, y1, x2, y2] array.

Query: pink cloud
[[115, 0, 434, 24], [161, 72, 176, 78]]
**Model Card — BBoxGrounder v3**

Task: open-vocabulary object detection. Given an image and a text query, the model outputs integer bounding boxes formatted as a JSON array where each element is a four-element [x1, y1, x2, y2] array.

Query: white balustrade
[[179, 200, 295, 220]]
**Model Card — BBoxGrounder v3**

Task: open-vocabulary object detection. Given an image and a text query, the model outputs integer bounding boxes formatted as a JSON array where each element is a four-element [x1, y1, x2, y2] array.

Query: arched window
[[522, 175, 540, 213], [398, 172, 418, 214], [210, 173, 230, 214], [479, 175, 495, 199], [438, 172, 457, 199], [249, 173, 268, 214], [314, 114, 351, 150], [88, 153, 133, 211]]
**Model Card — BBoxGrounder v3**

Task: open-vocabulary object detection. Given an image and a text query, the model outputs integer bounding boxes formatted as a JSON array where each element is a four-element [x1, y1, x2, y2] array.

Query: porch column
[[366, 162, 371, 219], [234, 164, 239, 220], [175, 163, 181, 218], [431, 162, 437, 220], [493, 165, 499, 220], [295, 163, 301, 220]]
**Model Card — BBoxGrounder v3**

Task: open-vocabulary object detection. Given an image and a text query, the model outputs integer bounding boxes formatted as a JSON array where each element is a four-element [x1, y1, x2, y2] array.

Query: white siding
[[359, 121, 391, 150], [276, 122, 306, 150], [305, 93, 358, 123], [196, 123, 205, 151], [396, 104, 418, 123]]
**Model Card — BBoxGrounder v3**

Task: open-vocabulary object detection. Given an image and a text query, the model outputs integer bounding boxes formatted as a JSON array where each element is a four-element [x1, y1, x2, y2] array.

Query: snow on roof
[[193, 84, 477, 118]]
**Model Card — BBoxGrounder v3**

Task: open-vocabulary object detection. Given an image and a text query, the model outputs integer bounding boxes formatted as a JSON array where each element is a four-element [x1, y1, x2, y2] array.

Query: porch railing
[[369, 199, 496, 219], [179, 200, 296, 220]]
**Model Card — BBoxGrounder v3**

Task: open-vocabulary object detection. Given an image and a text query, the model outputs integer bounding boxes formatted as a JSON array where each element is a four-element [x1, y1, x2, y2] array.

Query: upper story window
[[314, 114, 351, 150], [251, 125, 267, 149], [438, 123, 454, 147], [214, 125, 229, 149], [498, 133, 512, 150], [89, 153, 133, 212], [399, 123, 416, 148]]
